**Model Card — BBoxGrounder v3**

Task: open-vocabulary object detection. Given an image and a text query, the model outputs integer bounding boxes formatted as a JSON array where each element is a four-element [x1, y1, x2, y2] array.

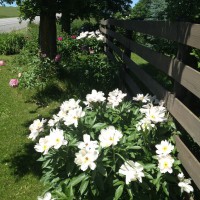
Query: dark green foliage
[[148, 0, 167, 20], [166, 0, 200, 22], [131, 0, 151, 19]]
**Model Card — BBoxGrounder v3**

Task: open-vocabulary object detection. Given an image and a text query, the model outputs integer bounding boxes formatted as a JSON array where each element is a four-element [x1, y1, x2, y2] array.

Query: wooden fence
[[100, 19, 200, 190]]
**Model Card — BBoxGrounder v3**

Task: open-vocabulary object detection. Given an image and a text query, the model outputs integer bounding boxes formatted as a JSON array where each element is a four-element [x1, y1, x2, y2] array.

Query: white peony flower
[[99, 126, 123, 148], [28, 118, 46, 140], [48, 114, 60, 127], [140, 104, 167, 123], [84, 90, 106, 106], [76, 32, 88, 39], [57, 110, 68, 120], [119, 160, 145, 184], [136, 117, 155, 132], [78, 134, 99, 152], [49, 128, 68, 149], [178, 178, 194, 193], [34, 136, 52, 155], [74, 149, 99, 171], [60, 99, 80, 113], [155, 140, 174, 156], [132, 94, 151, 103], [63, 107, 85, 127], [158, 155, 174, 174], [96, 35, 104, 41], [107, 89, 127, 108], [38, 192, 54, 200]]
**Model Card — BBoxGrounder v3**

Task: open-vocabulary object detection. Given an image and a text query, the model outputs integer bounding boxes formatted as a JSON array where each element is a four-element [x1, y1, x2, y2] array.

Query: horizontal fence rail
[[101, 19, 200, 49], [100, 19, 200, 190]]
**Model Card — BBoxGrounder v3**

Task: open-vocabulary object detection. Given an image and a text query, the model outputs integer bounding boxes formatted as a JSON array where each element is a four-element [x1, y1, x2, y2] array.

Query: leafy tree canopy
[[165, 0, 200, 22], [130, 0, 151, 19]]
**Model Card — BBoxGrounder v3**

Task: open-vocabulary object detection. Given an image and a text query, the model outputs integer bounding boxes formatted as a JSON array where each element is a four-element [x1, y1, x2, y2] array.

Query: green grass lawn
[[0, 6, 19, 18], [0, 55, 62, 200]]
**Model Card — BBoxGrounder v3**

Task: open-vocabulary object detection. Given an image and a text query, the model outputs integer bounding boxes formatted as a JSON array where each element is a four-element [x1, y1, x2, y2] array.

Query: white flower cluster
[[119, 160, 145, 184], [107, 89, 127, 108], [75, 126, 123, 171], [29, 118, 46, 140], [34, 128, 68, 155], [178, 173, 194, 194], [49, 98, 85, 128], [76, 30, 104, 41], [84, 89, 127, 109], [134, 94, 167, 132], [75, 134, 99, 171], [155, 140, 174, 173], [84, 89, 106, 107]]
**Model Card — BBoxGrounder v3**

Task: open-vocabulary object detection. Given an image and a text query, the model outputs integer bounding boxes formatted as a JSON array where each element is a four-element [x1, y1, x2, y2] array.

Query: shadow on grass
[[33, 83, 68, 107], [2, 142, 42, 181]]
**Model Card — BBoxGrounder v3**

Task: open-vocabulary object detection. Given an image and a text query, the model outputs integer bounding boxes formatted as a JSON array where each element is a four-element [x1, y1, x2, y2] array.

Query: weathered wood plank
[[101, 19, 200, 49], [166, 94, 200, 146], [105, 40, 200, 145], [101, 27, 200, 99], [174, 135, 200, 190], [123, 54, 200, 146]]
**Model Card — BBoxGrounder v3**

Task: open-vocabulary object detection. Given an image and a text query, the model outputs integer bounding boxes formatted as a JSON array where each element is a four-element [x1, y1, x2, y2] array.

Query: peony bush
[[28, 89, 194, 200]]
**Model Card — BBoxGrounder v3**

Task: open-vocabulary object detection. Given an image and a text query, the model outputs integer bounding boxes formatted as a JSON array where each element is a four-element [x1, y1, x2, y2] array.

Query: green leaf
[[79, 180, 89, 195], [70, 173, 86, 187], [162, 181, 169, 196], [92, 123, 107, 129], [127, 146, 142, 150], [144, 173, 153, 180], [127, 188, 133, 199], [114, 184, 124, 200], [97, 165, 107, 177], [113, 180, 124, 187], [144, 164, 156, 170]]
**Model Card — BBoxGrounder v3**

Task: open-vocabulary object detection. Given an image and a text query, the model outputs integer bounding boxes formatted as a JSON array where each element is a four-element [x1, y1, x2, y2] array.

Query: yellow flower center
[[163, 162, 168, 168], [162, 146, 167, 152], [84, 157, 89, 163], [56, 138, 60, 143], [43, 145, 47, 150]]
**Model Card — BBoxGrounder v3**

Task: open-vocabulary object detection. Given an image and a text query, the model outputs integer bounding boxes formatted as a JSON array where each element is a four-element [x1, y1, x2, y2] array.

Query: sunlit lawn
[[0, 55, 62, 200]]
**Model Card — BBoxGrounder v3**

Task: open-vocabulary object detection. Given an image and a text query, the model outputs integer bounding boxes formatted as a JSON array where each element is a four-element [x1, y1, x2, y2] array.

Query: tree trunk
[[39, 10, 57, 59], [61, 12, 71, 34]]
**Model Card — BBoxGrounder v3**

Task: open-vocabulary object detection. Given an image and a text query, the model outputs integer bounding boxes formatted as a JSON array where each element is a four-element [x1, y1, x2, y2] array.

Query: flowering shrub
[[18, 54, 57, 89], [57, 31, 104, 57], [29, 89, 194, 199]]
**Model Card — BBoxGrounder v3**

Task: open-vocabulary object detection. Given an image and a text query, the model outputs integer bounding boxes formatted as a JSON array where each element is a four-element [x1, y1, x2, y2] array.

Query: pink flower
[[9, 79, 19, 87], [57, 37, 63, 41], [71, 35, 77, 39], [0, 60, 5, 66], [55, 54, 61, 62]]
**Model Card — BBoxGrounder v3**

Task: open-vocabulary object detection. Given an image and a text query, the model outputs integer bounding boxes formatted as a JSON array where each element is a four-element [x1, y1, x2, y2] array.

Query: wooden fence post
[[120, 29, 133, 97], [107, 24, 115, 55], [123, 30, 132, 69]]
